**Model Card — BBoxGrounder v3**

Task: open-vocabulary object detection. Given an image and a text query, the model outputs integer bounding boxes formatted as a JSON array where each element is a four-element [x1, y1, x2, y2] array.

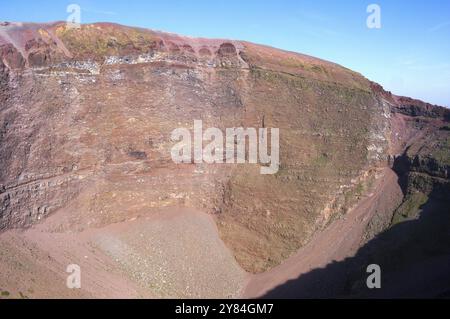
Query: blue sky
[[1, 0, 449, 106]]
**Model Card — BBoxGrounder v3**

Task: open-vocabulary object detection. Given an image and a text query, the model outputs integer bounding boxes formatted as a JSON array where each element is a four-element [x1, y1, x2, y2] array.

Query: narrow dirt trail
[[243, 167, 402, 298]]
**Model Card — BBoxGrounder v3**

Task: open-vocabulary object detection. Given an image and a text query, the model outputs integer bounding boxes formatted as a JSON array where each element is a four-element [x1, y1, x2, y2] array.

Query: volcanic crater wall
[[1, 22, 446, 273]]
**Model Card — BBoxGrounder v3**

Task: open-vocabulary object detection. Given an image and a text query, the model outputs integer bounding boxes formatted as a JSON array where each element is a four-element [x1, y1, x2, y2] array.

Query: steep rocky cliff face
[[0, 21, 448, 293], [246, 91, 450, 299], [389, 94, 449, 221], [359, 86, 450, 238]]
